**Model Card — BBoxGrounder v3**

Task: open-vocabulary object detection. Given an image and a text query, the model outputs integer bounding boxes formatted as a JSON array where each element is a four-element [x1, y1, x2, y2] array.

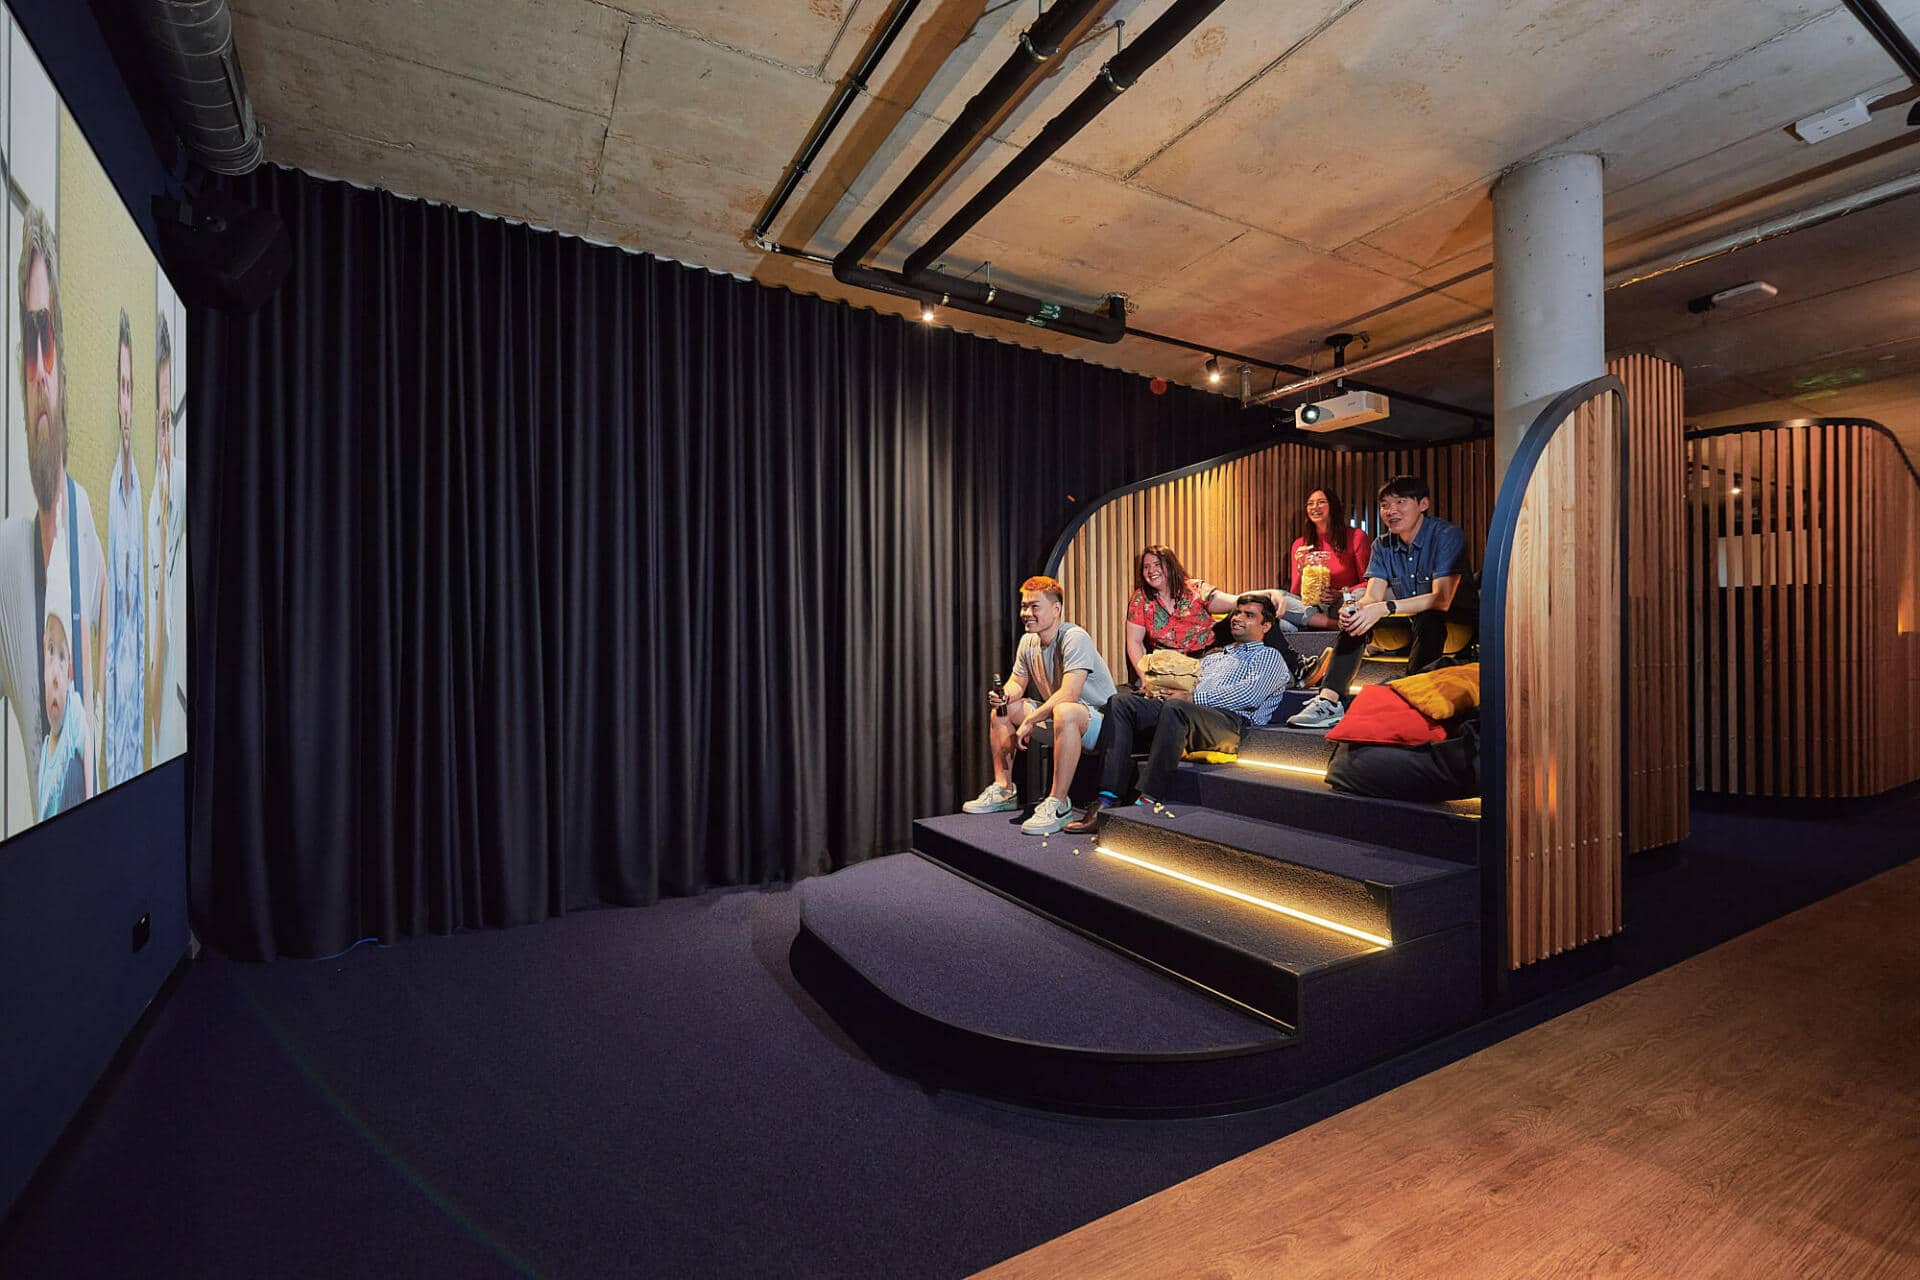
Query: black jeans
[[1097, 691, 1246, 802], [1321, 605, 1466, 698]]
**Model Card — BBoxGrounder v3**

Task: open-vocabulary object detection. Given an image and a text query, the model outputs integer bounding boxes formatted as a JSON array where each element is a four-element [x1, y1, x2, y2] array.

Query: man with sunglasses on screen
[[0, 206, 108, 813]]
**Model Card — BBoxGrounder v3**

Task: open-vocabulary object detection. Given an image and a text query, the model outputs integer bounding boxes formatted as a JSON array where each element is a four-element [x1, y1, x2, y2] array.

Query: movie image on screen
[[0, 7, 187, 838]]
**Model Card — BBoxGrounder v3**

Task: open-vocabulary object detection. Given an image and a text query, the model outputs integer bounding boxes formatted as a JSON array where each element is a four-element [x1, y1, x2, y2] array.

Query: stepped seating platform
[[794, 738, 1485, 1113], [790, 621, 1486, 1115]]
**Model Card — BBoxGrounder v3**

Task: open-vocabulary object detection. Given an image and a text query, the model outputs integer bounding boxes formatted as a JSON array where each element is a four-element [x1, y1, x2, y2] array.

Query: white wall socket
[[1793, 96, 1872, 144]]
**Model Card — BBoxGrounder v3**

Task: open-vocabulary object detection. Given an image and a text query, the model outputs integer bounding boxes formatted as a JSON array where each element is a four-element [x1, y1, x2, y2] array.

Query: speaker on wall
[[152, 191, 289, 312]]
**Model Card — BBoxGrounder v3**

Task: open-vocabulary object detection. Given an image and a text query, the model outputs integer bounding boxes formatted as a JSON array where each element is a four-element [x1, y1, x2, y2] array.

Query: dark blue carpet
[[3, 789, 1916, 1278]]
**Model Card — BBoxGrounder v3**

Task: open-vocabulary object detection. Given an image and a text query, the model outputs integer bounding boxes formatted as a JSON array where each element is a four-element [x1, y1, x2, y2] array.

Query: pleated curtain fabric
[[188, 166, 1259, 959]]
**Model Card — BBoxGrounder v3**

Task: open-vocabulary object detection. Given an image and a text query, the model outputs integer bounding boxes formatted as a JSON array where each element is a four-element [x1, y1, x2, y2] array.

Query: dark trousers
[[1322, 606, 1462, 698], [1097, 691, 1246, 802]]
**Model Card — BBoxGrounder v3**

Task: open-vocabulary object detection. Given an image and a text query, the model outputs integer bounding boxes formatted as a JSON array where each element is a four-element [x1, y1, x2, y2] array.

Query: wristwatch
[[1385, 599, 1398, 614]]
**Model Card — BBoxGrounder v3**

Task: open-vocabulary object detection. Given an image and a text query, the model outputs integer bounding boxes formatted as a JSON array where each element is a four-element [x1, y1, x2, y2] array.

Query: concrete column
[[1492, 153, 1605, 488]]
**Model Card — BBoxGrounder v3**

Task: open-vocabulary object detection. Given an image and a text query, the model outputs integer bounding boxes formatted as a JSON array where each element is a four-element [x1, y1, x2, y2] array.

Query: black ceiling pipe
[[1840, 0, 1920, 85], [904, 0, 1228, 280], [1124, 330, 1488, 424], [834, 0, 1106, 273], [833, 1, 1123, 335], [131, 0, 264, 173], [750, 0, 923, 247], [840, 259, 1127, 343]]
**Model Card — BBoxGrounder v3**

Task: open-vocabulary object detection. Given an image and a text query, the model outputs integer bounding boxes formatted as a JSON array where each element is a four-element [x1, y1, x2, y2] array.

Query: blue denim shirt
[[1364, 515, 1467, 600], [105, 450, 146, 787]]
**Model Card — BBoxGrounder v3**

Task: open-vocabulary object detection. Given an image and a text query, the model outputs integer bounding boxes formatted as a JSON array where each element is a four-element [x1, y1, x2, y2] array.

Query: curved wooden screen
[[1051, 438, 1495, 680], [1486, 380, 1627, 970], [1686, 421, 1920, 797], [1614, 353, 1690, 853]]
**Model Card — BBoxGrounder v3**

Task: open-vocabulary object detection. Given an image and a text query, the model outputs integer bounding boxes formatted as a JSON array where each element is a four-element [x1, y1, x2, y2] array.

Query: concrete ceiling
[[228, 0, 1920, 454]]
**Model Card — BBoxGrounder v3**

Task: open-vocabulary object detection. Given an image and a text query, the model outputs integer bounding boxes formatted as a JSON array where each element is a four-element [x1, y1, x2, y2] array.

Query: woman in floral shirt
[[1124, 545, 1285, 687]]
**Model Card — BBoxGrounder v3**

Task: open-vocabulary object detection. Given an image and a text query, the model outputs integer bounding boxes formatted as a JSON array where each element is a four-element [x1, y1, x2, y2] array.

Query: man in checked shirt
[[1065, 595, 1291, 832]]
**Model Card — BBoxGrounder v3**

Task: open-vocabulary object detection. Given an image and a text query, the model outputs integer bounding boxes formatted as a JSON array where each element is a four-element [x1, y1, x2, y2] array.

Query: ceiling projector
[[1294, 388, 1390, 432]]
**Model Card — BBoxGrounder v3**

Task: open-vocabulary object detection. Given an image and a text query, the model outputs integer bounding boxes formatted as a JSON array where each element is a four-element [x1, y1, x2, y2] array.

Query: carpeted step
[[914, 811, 1450, 1027], [1094, 803, 1477, 941], [793, 850, 1479, 1115], [1236, 720, 1341, 770], [1197, 765, 1480, 863], [798, 854, 1290, 1055]]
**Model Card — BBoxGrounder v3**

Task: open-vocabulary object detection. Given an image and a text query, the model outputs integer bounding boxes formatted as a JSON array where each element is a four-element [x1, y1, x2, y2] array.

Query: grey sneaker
[[1020, 796, 1075, 835], [962, 781, 1019, 814], [1286, 695, 1347, 729]]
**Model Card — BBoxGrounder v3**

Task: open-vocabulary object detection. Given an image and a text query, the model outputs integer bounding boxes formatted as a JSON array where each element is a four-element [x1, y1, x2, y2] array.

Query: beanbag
[[1325, 719, 1480, 801]]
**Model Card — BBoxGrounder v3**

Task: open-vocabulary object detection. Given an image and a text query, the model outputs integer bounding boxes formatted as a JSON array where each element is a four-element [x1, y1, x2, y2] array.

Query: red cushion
[[1323, 685, 1448, 747]]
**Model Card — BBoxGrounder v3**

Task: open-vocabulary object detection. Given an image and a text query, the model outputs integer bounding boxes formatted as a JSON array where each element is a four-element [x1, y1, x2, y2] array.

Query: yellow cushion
[[1182, 749, 1239, 764], [1388, 663, 1480, 721]]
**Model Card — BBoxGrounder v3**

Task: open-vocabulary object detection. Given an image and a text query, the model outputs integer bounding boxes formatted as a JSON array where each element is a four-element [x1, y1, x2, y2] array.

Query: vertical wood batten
[[1684, 420, 1919, 799], [1504, 389, 1626, 968]]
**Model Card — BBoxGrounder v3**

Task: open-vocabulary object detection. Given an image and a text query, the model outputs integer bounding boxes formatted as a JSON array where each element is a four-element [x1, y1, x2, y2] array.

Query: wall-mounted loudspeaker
[[152, 192, 289, 313]]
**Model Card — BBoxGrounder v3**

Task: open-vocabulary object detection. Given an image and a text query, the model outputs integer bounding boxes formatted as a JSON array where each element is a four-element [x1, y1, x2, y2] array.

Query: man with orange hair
[[962, 575, 1118, 836]]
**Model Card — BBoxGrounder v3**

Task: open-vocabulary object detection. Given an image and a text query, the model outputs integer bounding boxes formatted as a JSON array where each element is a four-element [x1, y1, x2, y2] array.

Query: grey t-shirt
[[0, 516, 46, 805], [1011, 621, 1117, 711]]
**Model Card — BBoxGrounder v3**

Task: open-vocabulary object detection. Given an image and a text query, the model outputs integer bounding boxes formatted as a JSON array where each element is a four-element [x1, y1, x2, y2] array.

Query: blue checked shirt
[[1195, 642, 1292, 726]]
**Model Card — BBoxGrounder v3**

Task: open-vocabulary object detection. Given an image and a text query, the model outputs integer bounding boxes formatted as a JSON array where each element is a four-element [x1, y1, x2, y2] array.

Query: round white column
[[1492, 153, 1606, 488]]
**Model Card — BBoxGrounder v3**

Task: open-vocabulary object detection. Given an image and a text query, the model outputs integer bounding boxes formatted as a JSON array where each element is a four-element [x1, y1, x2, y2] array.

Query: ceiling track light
[[1205, 355, 1221, 385]]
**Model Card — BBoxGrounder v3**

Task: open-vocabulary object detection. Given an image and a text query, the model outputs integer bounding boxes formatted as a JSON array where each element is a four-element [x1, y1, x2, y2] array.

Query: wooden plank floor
[[981, 862, 1920, 1280]]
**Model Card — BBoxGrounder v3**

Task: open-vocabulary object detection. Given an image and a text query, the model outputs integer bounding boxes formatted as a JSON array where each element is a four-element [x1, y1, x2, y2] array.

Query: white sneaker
[[1286, 695, 1347, 729], [962, 781, 1019, 814], [1020, 796, 1075, 836]]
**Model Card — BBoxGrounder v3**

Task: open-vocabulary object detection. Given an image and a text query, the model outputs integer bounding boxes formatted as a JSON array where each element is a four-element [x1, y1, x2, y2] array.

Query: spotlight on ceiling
[[1688, 280, 1778, 314], [1205, 355, 1221, 384], [920, 302, 937, 323]]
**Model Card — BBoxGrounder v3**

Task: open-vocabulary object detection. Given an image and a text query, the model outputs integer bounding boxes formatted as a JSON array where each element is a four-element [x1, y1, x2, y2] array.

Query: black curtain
[[190, 167, 1259, 959]]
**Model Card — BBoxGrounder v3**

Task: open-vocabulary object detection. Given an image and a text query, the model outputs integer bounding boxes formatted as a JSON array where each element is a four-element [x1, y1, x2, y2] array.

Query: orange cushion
[[1389, 663, 1480, 721], [1323, 685, 1448, 747]]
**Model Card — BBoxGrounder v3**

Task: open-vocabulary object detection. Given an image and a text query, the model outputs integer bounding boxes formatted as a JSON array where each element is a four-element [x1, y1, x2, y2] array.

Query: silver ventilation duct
[[133, 0, 263, 175]]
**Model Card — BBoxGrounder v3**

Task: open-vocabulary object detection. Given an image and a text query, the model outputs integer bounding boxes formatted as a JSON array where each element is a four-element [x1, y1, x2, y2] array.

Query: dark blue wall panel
[[0, 0, 186, 1219]]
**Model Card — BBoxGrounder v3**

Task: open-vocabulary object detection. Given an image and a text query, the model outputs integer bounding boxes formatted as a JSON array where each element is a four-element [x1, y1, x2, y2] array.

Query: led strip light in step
[[1236, 758, 1327, 779], [1234, 750, 1482, 816], [1093, 846, 1392, 949]]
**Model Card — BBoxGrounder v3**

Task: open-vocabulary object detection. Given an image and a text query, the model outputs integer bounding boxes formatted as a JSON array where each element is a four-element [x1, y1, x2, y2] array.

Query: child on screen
[[38, 552, 91, 820]]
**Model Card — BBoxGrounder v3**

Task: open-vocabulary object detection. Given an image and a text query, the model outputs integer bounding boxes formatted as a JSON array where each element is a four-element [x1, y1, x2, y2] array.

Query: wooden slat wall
[[1613, 353, 1689, 853], [1055, 438, 1496, 683], [1686, 422, 1920, 797], [1505, 390, 1625, 968]]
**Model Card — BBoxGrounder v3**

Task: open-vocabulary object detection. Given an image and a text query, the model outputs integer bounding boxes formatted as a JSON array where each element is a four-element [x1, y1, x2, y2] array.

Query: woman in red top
[[1124, 545, 1283, 686], [1286, 488, 1373, 630]]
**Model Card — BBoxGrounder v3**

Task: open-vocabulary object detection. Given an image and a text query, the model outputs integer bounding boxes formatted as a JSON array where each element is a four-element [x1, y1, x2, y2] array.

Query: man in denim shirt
[[104, 311, 145, 787], [1288, 475, 1469, 729]]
